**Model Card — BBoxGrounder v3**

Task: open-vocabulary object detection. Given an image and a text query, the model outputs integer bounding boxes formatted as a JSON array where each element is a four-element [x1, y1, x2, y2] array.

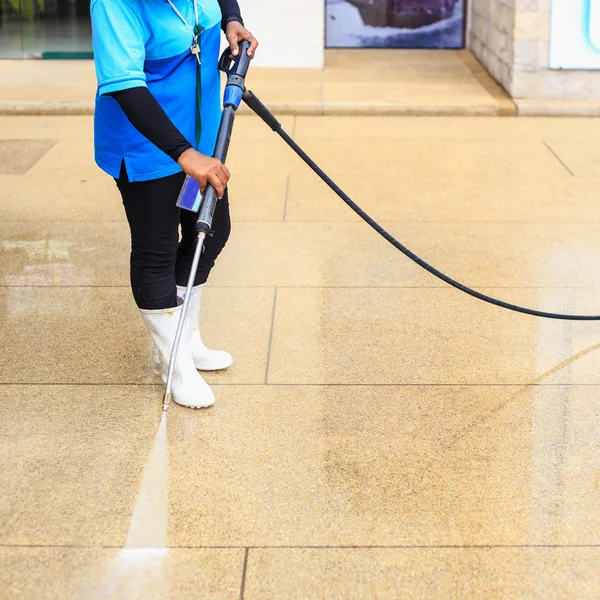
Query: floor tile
[[0, 221, 130, 286], [0, 116, 94, 139], [0, 115, 291, 142], [0, 173, 284, 224], [544, 140, 600, 177], [246, 74, 322, 104], [267, 287, 600, 385], [284, 171, 600, 223], [0, 139, 57, 174], [0, 174, 124, 222], [28, 138, 99, 178], [211, 221, 600, 288], [0, 385, 161, 545], [321, 63, 481, 85], [227, 117, 300, 174], [284, 139, 569, 178], [249, 68, 322, 86], [166, 385, 600, 546], [225, 115, 295, 139], [0, 287, 273, 384], [294, 116, 600, 141], [227, 138, 298, 175], [322, 82, 496, 106], [3, 384, 600, 549], [321, 50, 497, 108], [28, 129, 290, 182], [245, 548, 600, 599], [0, 547, 244, 600], [227, 171, 288, 222]]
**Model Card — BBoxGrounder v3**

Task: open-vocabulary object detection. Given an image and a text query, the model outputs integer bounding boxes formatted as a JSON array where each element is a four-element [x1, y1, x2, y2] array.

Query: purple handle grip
[[176, 175, 202, 212]]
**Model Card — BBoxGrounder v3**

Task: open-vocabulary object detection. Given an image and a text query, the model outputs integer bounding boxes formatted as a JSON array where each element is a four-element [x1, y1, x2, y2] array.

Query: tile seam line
[[4, 221, 600, 224], [543, 141, 575, 176], [2, 135, 600, 143], [240, 548, 249, 600], [263, 287, 278, 384], [282, 174, 291, 221], [2, 383, 600, 388], [5, 285, 600, 290], [2, 544, 600, 550]]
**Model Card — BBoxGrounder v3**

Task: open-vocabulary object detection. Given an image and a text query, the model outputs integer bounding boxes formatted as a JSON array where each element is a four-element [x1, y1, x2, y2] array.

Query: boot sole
[[194, 364, 233, 372], [194, 358, 234, 372], [174, 402, 215, 410]]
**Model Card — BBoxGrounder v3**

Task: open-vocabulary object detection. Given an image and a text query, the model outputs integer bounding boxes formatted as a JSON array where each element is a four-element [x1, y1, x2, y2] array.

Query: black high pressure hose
[[243, 89, 600, 322]]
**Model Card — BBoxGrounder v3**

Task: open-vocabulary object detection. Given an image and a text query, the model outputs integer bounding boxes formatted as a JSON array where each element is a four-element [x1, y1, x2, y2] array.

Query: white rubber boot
[[141, 304, 215, 409], [176, 284, 234, 371]]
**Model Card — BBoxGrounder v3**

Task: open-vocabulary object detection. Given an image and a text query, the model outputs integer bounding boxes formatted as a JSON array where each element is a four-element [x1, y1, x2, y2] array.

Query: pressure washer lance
[[162, 41, 252, 412]]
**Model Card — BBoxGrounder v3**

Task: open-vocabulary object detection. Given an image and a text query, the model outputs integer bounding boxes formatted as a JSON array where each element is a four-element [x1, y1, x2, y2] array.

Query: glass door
[[0, 0, 92, 59]]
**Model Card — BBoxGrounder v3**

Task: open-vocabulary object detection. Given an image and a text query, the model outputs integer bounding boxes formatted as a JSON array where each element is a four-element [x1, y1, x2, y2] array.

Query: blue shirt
[[91, 0, 223, 182]]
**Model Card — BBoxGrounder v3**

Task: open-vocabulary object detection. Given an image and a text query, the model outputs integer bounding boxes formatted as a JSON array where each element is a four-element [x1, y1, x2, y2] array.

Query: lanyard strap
[[166, 0, 197, 32], [166, 0, 203, 148], [193, 23, 203, 149]]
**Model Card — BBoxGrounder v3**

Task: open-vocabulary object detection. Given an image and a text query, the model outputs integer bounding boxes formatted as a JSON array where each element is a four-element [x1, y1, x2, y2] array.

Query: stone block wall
[[469, 0, 515, 92], [469, 0, 600, 100]]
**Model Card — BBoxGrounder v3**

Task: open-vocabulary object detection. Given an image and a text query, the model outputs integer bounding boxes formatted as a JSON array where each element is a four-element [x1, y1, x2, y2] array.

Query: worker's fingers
[[220, 163, 231, 182], [211, 160, 230, 186], [198, 175, 208, 195], [215, 166, 229, 191], [207, 172, 225, 199], [227, 32, 240, 56], [246, 34, 259, 57]]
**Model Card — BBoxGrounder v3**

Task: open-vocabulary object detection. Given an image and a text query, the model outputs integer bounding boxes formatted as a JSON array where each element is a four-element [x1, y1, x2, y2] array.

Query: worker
[[91, 0, 258, 408]]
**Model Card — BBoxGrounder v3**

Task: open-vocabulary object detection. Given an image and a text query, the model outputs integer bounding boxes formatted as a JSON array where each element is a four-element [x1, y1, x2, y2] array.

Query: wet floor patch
[[125, 412, 169, 549], [0, 139, 57, 174]]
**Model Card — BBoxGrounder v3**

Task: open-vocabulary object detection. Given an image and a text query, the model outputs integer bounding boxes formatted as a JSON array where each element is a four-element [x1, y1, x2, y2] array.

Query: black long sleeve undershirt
[[219, 0, 243, 30], [111, 87, 193, 163], [110, 0, 244, 163]]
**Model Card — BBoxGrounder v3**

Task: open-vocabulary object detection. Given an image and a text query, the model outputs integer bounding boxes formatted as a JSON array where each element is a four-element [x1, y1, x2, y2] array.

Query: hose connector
[[219, 41, 252, 110]]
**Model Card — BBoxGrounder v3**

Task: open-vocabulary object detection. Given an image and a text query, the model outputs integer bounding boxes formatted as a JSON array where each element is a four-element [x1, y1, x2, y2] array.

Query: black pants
[[116, 165, 231, 310]]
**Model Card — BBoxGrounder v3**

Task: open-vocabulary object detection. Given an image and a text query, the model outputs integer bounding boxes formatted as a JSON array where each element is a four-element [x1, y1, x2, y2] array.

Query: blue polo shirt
[[91, 0, 223, 182]]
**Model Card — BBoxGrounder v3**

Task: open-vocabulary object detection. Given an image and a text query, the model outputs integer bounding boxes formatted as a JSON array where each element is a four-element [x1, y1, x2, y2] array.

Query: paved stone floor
[[2, 115, 600, 598], [0, 50, 511, 116]]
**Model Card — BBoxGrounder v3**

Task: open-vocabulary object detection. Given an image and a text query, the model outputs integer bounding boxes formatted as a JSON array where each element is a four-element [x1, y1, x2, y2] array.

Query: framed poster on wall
[[326, 0, 465, 49], [550, 0, 600, 69]]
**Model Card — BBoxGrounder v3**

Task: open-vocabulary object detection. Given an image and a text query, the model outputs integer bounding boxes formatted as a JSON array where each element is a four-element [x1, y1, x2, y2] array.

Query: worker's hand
[[225, 20, 259, 58], [177, 149, 230, 199]]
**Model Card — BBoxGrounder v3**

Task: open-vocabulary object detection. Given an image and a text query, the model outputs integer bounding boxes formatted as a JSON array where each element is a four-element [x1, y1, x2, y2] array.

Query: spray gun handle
[[218, 40, 252, 77], [222, 40, 252, 110], [230, 40, 252, 79]]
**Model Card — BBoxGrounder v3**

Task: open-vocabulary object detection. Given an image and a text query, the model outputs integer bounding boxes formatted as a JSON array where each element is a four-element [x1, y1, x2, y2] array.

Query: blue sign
[[550, 0, 600, 69]]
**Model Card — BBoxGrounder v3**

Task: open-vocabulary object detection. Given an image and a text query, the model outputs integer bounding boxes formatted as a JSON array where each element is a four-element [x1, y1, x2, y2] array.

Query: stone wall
[[469, 0, 515, 93], [512, 1, 600, 99], [469, 0, 600, 101]]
